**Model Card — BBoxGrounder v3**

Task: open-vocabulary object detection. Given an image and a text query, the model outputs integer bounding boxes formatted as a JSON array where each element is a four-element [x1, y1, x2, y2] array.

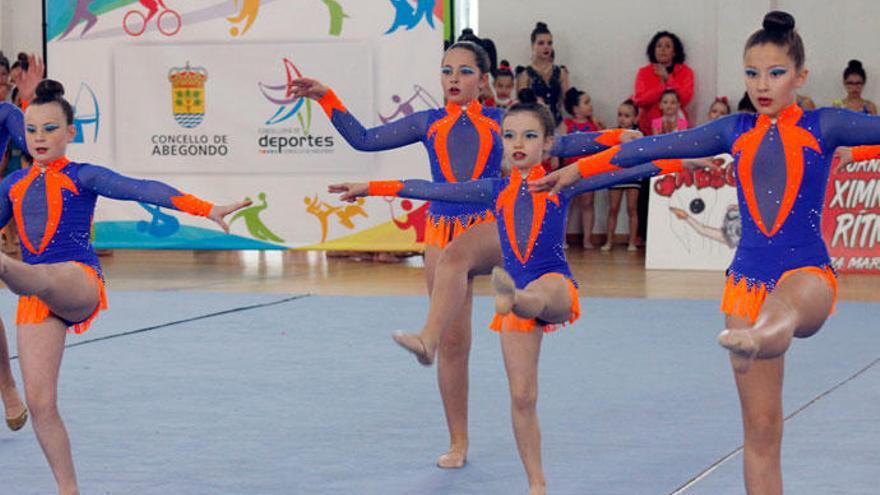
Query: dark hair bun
[[35, 79, 65, 101], [762, 11, 795, 33], [535, 22, 548, 30], [517, 88, 538, 104], [16, 52, 28, 63], [848, 59, 864, 70], [499, 59, 510, 69]]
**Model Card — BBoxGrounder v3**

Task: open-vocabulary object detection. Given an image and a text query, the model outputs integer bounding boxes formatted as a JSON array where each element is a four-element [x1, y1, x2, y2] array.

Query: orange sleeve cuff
[[654, 159, 684, 175], [595, 128, 624, 147], [170, 194, 214, 217], [852, 145, 880, 163], [577, 147, 622, 178], [318, 88, 347, 117], [368, 181, 404, 196]]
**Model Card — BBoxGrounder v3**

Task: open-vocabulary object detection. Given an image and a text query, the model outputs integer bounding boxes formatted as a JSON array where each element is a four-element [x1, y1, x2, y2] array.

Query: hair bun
[[499, 59, 510, 69], [535, 22, 548, 30], [517, 88, 538, 105], [848, 59, 864, 70], [35, 79, 65, 100], [762, 11, 795, 34]]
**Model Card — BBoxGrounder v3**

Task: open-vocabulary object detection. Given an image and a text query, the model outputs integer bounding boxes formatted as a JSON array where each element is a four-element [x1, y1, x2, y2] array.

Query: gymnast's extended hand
[[620, 129, 643, 143], [208, 199, 253, 233], [328, 183, 369, 203], [833, 147, 853, 173], [16, 54, 45, 103], [287, 77, 329, 100]]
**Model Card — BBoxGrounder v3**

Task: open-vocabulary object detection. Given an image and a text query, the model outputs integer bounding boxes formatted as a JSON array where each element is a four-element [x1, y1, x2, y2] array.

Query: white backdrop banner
[[646, 154, 739, 271], [46, 0, 445, 250]]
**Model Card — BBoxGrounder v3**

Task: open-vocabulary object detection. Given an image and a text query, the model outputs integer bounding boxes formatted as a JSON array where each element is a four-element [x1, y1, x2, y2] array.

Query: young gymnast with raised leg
[[531, 12, 880, 493], [330, 92, 706, 494], [289, 43, 633, 468], [3, 80, 249, 495]]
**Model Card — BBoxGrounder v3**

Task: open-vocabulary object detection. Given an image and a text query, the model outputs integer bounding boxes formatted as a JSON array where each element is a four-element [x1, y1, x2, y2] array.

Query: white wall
[[478, 0, 880, 235], [1, 0, 43, 58]]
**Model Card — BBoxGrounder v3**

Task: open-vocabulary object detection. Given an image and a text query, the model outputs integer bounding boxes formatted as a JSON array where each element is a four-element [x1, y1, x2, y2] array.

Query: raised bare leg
[[719, 270, 834, 373]]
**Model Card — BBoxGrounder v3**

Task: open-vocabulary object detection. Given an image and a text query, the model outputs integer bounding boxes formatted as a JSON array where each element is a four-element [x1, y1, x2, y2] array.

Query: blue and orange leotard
[[0, 102, 27, 158], [317, 89, 624, 247], [366, 159, 682, 331], [572, 104, 880, 322], [0, 157, 213, 333]]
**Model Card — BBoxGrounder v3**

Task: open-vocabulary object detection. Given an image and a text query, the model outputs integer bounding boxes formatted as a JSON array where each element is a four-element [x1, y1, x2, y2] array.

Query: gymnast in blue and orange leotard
[[531, 12, 880, 493], [291, 43, 631, 469], [3, 79, 249, 495], [330, 97, 694, 492], [0, 100, 29, 433]]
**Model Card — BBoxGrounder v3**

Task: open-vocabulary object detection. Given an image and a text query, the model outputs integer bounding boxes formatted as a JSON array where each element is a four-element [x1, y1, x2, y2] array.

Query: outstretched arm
[[290, 78, 429, 152], [330, 178, 496, 206], [532, 115, 738, 194], [549, 128, 642, 159], [77, 165, 250, 232], [820, 108, 880, 150], [560, 158, 715, 199]]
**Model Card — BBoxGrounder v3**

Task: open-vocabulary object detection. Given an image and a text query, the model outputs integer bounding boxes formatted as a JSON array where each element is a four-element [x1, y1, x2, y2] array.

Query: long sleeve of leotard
[[819, 108, 880, 150], [367, 179, 496, 206], [317, 88, 432, 152], [549, 128, 628, 158], [562, 160, 684, 200], [851, 145, 880, 162], [574, 114, 739, 178], [0, 102, 27, 155], [0, 174, 14, 227], [77, 165, 214, 216]]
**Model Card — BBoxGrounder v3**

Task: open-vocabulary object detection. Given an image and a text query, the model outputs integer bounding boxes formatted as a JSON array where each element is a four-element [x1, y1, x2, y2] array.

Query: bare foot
[[391, 331, 434, 366], [491, 267, 516, 315], [436, 449, 467, 469], [2, 387, 28, 431], [718, 329, 759, 373]]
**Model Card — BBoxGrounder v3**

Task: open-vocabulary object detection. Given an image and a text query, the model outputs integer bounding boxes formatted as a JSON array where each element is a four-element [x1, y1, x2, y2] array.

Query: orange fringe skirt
[[490, 273, 581, 333], [424, 210, 496, 248], [720, 265, 837, 324], [17, 262, 108, 334]]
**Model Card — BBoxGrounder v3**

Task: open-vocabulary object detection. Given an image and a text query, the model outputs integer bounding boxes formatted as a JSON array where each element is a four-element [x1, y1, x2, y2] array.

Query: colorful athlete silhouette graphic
[[230, 192, 284, 242], [124, 0, 182, 37], [385, 197, 428, 242], [304, 195, 369, 243], [137, 203, 181, 238], [59, 0, 99, 40], [335, 197, 368, 229], [385, 0, 435, 34], [227, 0, 260, 37], [321, 0, 349, 36], [379, 84, 440, 124], [259, 58, 311, 129], [72, 82, 100, 143], [304, 195, 341, 243]]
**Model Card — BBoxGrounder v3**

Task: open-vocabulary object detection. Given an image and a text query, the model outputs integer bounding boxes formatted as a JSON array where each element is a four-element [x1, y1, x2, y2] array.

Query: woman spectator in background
[[633, 31, 694, 135], [516, 22, 569, 125], [833, 59, 877, 115], [632, 31, 694, 246]]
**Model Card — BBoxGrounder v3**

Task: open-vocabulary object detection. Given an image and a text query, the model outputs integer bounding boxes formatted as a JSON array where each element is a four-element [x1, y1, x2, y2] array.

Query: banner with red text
[[823, 158, 880, 274]]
